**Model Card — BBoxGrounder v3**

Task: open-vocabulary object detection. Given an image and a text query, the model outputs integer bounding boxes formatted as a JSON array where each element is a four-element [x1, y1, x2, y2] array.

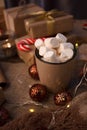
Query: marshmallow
[[39, 46, 49, 56], [35, 33, 74, 63], [35, 39, 44, 49], [54, 56, 62, 63], [51, 48, 57, 55], [57, 43, 65, 54], [59, 48, 74, 62], [56, 33, 67, 43], [44, 37, 60, 49], [43, 51, 56, 63], [63, 42, 74, 50]]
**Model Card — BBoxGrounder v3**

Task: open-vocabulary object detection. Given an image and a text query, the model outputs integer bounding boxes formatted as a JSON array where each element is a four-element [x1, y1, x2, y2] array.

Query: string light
[[29, 108, 35, 113], [75, 43, 79, 48], [74, 63, 87, 96], [66, 104, 70, 108]]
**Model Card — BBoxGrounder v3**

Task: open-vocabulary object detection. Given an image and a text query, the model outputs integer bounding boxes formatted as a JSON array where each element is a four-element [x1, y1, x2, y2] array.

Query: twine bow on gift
[[24, 9, 66, 20], [25, 10, 66, 36]]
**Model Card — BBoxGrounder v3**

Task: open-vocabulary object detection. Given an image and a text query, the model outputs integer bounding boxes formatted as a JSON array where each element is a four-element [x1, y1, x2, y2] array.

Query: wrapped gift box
[[3, 3, 44, 38], [15, 35, 35, 67], [24, 11, 74, 38], [17, 48, 35, 67], [0, 7, 6, 32]]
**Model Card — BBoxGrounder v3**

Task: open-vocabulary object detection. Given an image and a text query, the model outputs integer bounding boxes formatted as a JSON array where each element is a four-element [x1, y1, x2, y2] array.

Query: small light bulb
[[75, 43, 79, 48], [29, 108, 35, 113], [66, 104, 70, 108]]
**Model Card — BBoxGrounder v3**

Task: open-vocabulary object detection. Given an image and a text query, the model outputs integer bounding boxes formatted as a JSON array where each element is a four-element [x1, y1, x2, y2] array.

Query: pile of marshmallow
[[35, 33, 74, 63]]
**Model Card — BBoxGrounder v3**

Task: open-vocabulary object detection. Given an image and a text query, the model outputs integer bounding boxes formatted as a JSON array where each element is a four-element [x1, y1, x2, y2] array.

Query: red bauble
[[0, 107, 10, 126], [29, 64, 39, 80], [54, 92, 72, 106], [29, 84, 47, 102]]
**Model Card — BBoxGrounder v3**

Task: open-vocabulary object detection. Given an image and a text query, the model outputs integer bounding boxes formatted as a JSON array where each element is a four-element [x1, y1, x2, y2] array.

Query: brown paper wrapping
[[17, 49, 35, 67], [25, 13, 73, 38], [4, 3, 44, 37], [0, 67, 7, 87]]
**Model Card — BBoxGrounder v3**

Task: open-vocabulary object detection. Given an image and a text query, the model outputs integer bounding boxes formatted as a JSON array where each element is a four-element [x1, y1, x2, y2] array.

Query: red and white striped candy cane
[[17, 38, 35, 52], [17, 38, 45, 52]]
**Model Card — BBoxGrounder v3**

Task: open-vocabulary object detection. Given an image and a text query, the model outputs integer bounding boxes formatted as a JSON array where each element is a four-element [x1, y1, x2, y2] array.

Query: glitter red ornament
[[29, 64, 39, 80], [0, 107, 10, 126], [54, 92, 72, 106], [29, 84, 47, 102]]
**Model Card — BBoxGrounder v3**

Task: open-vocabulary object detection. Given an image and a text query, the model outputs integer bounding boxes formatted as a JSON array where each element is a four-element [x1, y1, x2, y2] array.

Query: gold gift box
[[3, 3, 44, 38], [24, 10, 74, 38]]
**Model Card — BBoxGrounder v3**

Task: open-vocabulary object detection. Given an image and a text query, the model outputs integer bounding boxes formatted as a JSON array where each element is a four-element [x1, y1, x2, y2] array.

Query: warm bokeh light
[[29, 108, 35, 113], [75, 43, 79, 48], [66, 104, 70, 108], [7, 43, 11, 48]]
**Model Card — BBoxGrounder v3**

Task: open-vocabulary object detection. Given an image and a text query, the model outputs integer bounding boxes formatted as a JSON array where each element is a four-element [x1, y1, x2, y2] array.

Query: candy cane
[[17, 38, 35, 52], [17, 38, 45, 52], [17, 41, 31, 51]]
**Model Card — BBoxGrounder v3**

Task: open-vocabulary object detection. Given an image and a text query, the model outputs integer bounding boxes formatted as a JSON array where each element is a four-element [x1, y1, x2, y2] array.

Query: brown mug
[[35, 48, 76, 93]]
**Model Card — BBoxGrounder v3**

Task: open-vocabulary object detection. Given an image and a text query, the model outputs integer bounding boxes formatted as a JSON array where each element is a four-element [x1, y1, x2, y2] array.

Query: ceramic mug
[[35, 48, 76, 93]]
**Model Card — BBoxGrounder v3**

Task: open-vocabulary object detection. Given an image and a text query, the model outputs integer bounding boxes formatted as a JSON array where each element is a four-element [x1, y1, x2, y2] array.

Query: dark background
[[4, 0, 87, 19]]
